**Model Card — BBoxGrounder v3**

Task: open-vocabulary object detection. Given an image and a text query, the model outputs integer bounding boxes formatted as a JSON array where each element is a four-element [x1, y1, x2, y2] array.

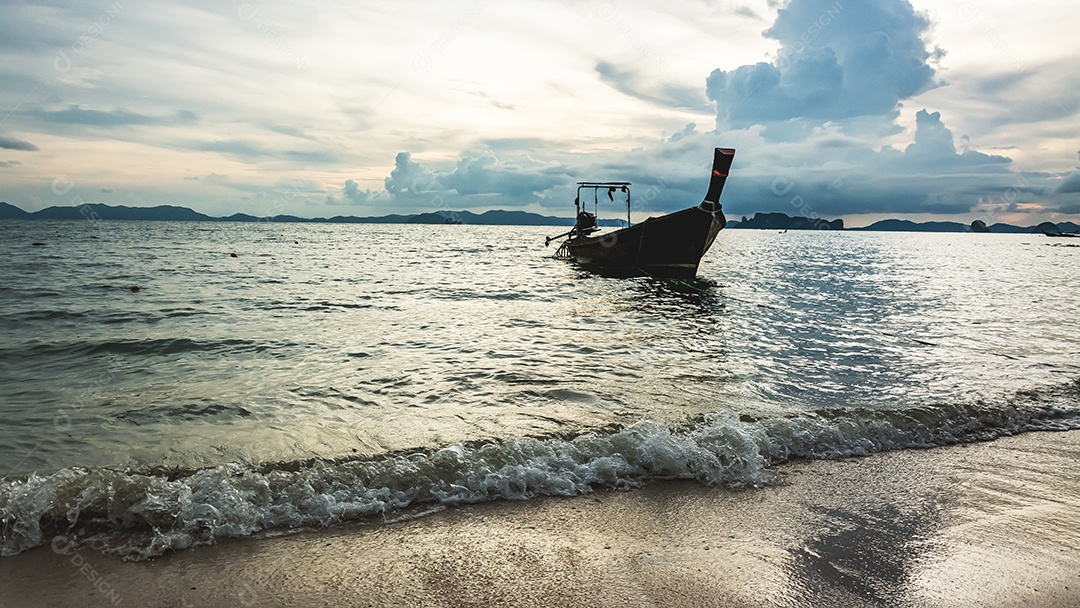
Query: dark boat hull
[[564, 204, 725, 279]]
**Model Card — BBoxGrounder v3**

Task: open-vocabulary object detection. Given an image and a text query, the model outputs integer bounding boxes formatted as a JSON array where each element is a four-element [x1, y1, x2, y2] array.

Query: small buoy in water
[[230, 252, 238, 258], [294, 240, 299, 244], [32, 242, 45, 246], [129, 285, 141, 293]]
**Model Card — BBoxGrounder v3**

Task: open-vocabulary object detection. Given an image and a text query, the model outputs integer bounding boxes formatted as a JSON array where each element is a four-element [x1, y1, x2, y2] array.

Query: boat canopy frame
[[576, 182, 631, 228]]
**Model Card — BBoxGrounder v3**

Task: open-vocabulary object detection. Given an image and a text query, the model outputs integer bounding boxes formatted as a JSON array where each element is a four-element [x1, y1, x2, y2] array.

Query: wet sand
[[3, 430, 1079, 607]]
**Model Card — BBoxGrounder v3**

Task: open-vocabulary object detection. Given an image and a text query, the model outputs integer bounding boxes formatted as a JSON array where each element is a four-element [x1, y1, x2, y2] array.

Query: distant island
[[729, 212, 843, 230], [728, 212, 1079, 234], [1, 202, 1077, 234], [0, 202, 625, 227]]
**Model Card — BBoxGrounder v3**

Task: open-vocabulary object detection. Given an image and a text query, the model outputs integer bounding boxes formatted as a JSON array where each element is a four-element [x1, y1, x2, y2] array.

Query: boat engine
[[575, 211, 598, 236]]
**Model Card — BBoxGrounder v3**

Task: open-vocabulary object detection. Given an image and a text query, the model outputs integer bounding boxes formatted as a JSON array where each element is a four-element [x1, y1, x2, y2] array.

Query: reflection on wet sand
[[786, 503, 944, 607]]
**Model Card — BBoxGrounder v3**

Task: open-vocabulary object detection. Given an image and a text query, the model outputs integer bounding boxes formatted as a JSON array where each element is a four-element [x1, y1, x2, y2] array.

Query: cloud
[[1058, 175, 1080, 194], [903, 108, 953, 157], [0, 135, 38, 151], [1059, 176, 1080, 194], [264, 123, 319, 141], [383, 152, 441, 201], [324, 178, 389, 207], [1056, 152, 1080, 194], [596, 62, 712, 112], [962, 61, 1080, 131], [382, 150, 572, 202], [902, 109, 1011, 169], [197, 172, 308, 196], [440, 150, 570, 198], [0, 3, 76, 53], [33, 106, 197, 127], [483, 137, 555, 153], [733, 6, 761, 20], [711, 108, 1026, 217], [669, 123, 697, 142], [327, 149, 575, 210], [471, 91, 515, 111], [192, 139, 337, 164], [324, 105, 1030, 220], [706, 0, 939, 132]]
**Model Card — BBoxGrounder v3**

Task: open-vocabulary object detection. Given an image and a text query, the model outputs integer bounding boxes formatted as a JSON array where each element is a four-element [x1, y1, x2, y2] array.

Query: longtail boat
[[547, 147, 734, 279]]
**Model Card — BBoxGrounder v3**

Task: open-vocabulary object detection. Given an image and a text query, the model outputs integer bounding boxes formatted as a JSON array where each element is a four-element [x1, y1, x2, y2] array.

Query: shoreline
[[4, 430, 1079, 607]]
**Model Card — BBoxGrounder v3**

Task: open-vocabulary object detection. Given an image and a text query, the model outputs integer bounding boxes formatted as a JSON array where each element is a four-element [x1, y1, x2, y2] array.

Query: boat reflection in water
[[547, 148, 735, 279]]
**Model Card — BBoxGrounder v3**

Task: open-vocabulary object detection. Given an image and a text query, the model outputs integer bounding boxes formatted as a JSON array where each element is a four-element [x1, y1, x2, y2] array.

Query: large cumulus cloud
[[706, 0, 940, 132]]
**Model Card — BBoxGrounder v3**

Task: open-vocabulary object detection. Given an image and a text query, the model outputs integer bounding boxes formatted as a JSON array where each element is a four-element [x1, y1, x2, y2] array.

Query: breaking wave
[[2, 380, 1078, 560]]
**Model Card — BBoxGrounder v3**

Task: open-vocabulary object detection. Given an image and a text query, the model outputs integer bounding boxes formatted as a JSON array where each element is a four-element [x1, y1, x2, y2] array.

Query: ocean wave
[[0, 309, 88, 321], [0, 337, 297, 360], [2, 380, 1078, 560]]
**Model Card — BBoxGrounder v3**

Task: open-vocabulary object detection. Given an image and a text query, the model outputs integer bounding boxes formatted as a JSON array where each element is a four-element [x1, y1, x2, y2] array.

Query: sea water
[[1, 220, 1078, 559]]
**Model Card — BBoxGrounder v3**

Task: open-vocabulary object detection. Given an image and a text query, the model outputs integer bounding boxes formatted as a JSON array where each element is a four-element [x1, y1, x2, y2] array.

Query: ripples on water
[[1, 220, 1078, 558]]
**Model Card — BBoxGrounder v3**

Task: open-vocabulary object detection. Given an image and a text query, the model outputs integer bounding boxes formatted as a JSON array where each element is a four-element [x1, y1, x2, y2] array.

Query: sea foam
[[3, 384, 1078, 560]]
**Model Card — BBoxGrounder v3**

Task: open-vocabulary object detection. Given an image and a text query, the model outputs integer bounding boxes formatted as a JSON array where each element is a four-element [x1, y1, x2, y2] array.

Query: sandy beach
[[3, 429, 1078, 608]]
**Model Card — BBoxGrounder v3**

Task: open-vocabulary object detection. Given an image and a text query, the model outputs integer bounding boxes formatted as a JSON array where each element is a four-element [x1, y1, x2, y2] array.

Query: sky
[[1, 0, 1078, 227]]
